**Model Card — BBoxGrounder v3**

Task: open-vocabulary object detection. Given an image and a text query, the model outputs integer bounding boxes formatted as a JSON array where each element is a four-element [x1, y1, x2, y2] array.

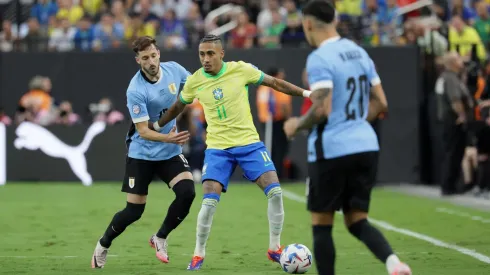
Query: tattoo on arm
[[158, 100, 186, 127], [261, 74, 305, 97], [297, 88, 331, 130]]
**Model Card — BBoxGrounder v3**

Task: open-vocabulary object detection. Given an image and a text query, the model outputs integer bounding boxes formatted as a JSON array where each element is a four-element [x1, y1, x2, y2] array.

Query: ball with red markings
[[279, 243, 313, 274]]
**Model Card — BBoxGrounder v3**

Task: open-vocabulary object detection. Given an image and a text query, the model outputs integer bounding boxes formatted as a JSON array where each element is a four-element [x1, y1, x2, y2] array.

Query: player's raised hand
[[164, 126, 190, 145]]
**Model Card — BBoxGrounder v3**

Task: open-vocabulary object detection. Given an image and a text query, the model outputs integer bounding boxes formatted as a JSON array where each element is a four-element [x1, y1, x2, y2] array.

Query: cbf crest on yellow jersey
[[180, 61, 264, 149]]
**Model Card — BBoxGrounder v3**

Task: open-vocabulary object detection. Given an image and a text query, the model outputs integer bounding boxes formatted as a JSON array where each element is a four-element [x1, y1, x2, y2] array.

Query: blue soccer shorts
[[201, 142, 276, 192]]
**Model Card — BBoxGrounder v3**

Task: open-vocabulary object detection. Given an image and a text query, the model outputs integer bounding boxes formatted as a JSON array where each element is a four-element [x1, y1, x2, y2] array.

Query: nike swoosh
[[197, 87, 204, 91], [265, 163, 273, 167]]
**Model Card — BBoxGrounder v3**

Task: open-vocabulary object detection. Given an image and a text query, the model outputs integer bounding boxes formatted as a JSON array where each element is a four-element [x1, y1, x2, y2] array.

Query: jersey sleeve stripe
[[310, 80, 333, 91], [132, 115, 150, 123], [255, 72, 265, 85], [370, 77, 381, 86], [179, 93, 193, 105]]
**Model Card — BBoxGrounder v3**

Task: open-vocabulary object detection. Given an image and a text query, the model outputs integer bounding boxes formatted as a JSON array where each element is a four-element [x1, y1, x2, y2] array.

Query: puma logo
[[14, 121, 106, 186]]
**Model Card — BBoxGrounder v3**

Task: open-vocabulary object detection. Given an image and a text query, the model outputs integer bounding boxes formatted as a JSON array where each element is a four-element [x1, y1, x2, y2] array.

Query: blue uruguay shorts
[[201, 142, 276, 192]]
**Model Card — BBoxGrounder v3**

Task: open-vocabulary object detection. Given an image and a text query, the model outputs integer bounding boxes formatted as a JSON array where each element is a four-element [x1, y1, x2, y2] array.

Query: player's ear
[[220, 49, 225, 60], [135, 56, 140, 65]]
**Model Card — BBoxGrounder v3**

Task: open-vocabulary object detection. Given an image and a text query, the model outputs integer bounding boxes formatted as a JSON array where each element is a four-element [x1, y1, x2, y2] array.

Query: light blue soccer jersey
[[306, 37, 380, 162], [126, 61, 190, 161]]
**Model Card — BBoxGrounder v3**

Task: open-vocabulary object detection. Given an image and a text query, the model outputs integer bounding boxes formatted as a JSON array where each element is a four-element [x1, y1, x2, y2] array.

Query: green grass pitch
[[0, 182, 489, 274]]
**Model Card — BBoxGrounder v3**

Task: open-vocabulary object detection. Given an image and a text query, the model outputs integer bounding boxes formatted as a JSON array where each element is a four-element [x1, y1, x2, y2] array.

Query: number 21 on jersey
[[345, 74, 369, 121]]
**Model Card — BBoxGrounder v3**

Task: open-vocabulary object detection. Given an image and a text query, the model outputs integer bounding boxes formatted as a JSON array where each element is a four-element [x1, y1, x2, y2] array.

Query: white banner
[[0, 123, 5, 185]]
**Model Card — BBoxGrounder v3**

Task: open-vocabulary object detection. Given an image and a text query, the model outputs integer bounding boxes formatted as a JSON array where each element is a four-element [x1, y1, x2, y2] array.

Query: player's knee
[[125, 202, 146, 223], [173, 179, 196, 205], [347, 218, 369, 238], [264, 183, 282, 199]]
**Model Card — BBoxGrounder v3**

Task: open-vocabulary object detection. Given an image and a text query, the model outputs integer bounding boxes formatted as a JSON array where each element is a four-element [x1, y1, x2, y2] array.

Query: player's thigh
[[307, 158, 346, 213], [155, 154, 193, 188], [234, 142, 277, 184], [201, 149, 236, 192], [121, 157, 155, 197], [343, 152, 378, 215]]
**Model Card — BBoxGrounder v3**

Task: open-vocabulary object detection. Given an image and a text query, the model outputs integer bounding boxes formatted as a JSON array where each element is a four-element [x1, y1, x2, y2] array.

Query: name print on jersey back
[[306, 38, 380, 161]]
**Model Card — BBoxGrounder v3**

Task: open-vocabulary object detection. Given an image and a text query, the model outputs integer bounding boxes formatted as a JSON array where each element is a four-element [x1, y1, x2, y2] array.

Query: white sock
[[193, 198, 218, 257], [266, 186, 284, 250], [386, 254, 401, 274]]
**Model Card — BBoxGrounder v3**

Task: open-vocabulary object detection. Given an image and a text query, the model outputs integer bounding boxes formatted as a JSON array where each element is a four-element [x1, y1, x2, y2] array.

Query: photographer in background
[[89, 97, 125, 125], [435, 51, 477, 196]]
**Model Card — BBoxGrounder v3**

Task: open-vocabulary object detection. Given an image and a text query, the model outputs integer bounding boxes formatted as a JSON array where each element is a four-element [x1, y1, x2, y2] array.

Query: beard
[[143, 65, 159, 77]]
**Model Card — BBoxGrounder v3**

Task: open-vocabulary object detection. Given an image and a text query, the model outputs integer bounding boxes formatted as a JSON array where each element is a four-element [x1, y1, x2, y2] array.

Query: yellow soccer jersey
[[180, 61, 265, 149]]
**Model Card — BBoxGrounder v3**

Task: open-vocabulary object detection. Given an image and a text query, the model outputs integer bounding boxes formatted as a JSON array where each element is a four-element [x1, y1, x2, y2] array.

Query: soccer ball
[[279, 244, 313, 274]]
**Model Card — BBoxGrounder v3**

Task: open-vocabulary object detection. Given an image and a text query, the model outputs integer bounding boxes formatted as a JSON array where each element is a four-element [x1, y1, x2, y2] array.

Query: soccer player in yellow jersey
[[153, 34, 312, 270]]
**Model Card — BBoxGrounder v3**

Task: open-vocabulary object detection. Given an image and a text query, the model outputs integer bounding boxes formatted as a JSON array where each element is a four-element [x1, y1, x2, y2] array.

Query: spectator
[[379, 0, 402, 45], [183, 2, 204, 47], [473, 1, 490, 49], [280, 0, 304, 47], [256, 0, 287, 31], [56, 0, 84, 25], [73, 15, 95, 52], [81, 0, 104, 17], [160, 9, 187, 49], [0, 20, 15, 52], [56, 101, 81, 125], [92, 98, 125, 125], [133, 0, 160, 24], [125, 12, 156, 46], [30, 0, 58, 26], [359, 0, 381, 46], [228, 9, 256, 49], [259, 10, 286, 48], [17, 76, 54, 125], [48, 17, 76, 52], [451, 0, 476, 25], [92, 13, 124, 52], [111, 0, 130, 27], [449, 15, 487, 62], [168, 0, 194, 20], [0, 107, 12, 126], [22, 17, 47, 52]]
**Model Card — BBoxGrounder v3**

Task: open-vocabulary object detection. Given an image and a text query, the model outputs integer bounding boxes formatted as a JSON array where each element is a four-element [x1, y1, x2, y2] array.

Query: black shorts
[[307, 151, 378, 213], [121, 154, 191, 195]]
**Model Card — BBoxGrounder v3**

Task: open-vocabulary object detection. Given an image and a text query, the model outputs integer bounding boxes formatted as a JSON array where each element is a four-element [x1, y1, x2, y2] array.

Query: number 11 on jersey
[[217, 105, 227, 120]]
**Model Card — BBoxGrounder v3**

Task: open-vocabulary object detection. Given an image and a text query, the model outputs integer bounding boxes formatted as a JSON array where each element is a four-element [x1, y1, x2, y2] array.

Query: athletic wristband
[[153, 121, 161, 131], [302, 90, 312, 98]]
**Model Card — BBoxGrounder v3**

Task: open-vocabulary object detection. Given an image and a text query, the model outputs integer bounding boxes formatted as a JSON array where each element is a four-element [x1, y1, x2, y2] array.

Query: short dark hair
[[132, 36, 157, 54], [200, 34, 222, 45], [302, 0, 335, 24]]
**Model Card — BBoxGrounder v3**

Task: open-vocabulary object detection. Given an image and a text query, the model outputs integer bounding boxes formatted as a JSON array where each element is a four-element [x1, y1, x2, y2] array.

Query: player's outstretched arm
[[297, 88, 330, 130], [283, 88, 330, 139], [261, 74, 311, 98], [136, 121, 190, 145], [151, 100, 186, 131], [367, 84, 388, 122]]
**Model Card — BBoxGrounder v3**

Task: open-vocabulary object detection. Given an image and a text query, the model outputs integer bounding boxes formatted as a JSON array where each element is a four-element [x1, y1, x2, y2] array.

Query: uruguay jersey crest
[[213, 88, 223, 101], [168, 83, 177, 94]]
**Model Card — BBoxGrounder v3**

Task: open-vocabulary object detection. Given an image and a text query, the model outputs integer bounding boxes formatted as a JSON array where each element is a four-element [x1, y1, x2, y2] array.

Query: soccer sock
[[156, 180, 196, 239], [193, 193, 219, 257], [264, 183, 284, 250], [348, 219, 395, 264], [313, 225, 335, 275], [99, 202, 146, 248]]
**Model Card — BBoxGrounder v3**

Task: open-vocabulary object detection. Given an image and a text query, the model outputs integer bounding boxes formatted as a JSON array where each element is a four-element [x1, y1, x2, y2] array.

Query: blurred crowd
[[0, 0, 486, 52]]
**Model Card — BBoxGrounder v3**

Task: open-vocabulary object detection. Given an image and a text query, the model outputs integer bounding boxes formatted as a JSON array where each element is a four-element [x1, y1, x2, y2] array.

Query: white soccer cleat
[[91, 240, 108, 269], [390, 262, 412, 275], [149, 234, 169, 263]]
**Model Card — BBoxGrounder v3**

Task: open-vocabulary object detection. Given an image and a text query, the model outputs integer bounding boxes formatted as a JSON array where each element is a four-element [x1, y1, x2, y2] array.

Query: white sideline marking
[[0, 255, 119, 259], [436, 207, 490, 224], [282, 189, 490, 264]]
